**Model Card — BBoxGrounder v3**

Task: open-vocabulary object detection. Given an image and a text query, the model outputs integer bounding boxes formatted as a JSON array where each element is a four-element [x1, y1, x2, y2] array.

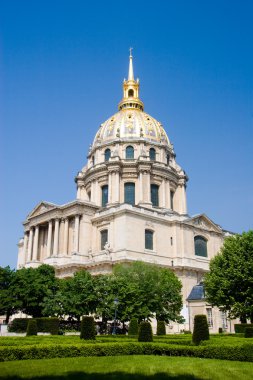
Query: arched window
[[124, 182, 135, 205], [170, 191, 174, 210], [151, 184, 159, 207], [126, 145, 134, 159], [101, 185, 108, 207], [167, 154, 170, 165], [194, 236, 208, 257], [92, 156, 95, 166], [100, 229, 108, 250], [145, 229, 153, 250], [149, 148, 156, 161], [104, 148, 111, 161], [128, 89, 134, 97]]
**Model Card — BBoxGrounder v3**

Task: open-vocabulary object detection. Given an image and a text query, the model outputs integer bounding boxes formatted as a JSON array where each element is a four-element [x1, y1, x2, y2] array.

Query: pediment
[[27, 202, 56, 219], [186, 214, 222, 233]]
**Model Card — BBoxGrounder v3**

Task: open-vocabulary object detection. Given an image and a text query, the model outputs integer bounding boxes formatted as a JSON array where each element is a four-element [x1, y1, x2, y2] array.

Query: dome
[[92, 52, 171, 149], [93, 109, 170, 147]]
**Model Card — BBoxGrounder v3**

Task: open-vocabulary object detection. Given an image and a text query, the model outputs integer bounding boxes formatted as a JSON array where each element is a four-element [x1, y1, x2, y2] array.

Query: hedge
[[128, 319, 138, 336], [0, 342, 252, 362], [192, 315, 209, 345], [80, 316, 96, 340], [156, 321, 166, 336], [26, 320, 37, 336], [8, 318, 59, 335], [245, 328, 253, 338], [138, 322, 153, 342], [235, 324, 253, 333]]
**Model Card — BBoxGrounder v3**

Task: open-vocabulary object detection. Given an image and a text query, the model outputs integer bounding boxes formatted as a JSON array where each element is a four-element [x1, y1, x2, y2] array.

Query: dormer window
[[149, 148, 156, 161], [104, 149, 111, 161], [126, 146, 134, 159], [128, 89, 134, 97]]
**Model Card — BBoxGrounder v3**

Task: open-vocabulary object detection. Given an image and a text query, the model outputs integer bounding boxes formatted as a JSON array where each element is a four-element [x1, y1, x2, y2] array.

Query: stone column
[[114, 172, 119, 203], [63, 218, 69, 255], [108, 173, 112, 204], [23, 233, 28, 263], [27, 228, 34, 262], [32, 225, 39, 261], [53, 218, 59, 256], [160, 179, 166, 208], [73, 215, 80, 252], [165, 180, 171, 209], [46, 220, 53, 257], [138, 171, 143, 203]]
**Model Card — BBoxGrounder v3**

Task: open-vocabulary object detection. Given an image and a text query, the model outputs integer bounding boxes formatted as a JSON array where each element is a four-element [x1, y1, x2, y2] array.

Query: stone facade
[[17, 53, 232, 332]]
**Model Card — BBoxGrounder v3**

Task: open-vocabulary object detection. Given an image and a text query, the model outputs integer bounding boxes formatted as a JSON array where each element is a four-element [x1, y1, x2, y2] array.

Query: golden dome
[[92, 51, 170, 148], [93, 109, 170, 146]]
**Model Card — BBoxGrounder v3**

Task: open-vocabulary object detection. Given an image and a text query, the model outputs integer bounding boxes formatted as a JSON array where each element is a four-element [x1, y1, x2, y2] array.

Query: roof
[[187, 283, 205, 301]]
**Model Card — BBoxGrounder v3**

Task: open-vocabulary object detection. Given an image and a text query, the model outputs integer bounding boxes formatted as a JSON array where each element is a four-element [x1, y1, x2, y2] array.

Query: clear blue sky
[[1, 1, 252, 268]]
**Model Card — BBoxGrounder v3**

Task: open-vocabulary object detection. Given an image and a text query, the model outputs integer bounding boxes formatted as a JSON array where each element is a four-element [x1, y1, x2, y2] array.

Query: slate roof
[[187, 283, 205, 301]]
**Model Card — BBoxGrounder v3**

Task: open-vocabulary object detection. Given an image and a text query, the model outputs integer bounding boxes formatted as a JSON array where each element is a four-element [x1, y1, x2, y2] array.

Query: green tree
[[204, 230, 253, 322], [0, 266, 20, 323], [59, 270, 97, 320], [12, 264, 57, 317], [111, 261, 183, 323]]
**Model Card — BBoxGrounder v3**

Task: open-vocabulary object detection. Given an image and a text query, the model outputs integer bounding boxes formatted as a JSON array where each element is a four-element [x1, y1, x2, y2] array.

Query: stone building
[[17, 53, 232, 332]]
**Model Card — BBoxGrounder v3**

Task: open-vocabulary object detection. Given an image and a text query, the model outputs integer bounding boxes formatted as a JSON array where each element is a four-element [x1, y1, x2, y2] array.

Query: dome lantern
[[118, 49, 144, 111]]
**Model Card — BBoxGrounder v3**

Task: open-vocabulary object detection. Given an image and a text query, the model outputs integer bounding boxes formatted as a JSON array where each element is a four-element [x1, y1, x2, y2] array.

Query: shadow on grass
[[3, 372, 202, 380]]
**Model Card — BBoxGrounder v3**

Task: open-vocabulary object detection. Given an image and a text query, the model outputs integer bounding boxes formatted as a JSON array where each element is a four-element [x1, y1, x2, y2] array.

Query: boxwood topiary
[[192, 314, 209, 345], [80, 316, 96, 340], [235, 323, 253, 333], [138, 321, 153, 342], [26, 319, 38, 336], [156, 320, 166, 335], [245, 327, 253, 338], [128, 318, 138, 336]]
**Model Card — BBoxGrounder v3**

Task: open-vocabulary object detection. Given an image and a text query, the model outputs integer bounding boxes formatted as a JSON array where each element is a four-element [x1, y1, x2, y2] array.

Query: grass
[[0, 355, 253, 380]]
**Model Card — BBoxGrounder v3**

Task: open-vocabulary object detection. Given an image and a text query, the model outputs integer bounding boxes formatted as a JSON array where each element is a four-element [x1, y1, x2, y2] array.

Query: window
[[104, 148, 111, 161], [194, 236, 208, 257], [151, 184, 159, 206], [167, 154, 170, 165], [100, 229, 108, 250], [124, 182, 135, 205], [149, 148, 156, 161], [128, 89, 134, 97], [145, 230, 153, 250], [220, 310, 228, 330], [101, 185, 108, 207], [206, 308, 213, 328], [170, 237, 173, 246], [126, 145, 134, 159], [170, 191, 174, 210], [92, 156, 95, 165]]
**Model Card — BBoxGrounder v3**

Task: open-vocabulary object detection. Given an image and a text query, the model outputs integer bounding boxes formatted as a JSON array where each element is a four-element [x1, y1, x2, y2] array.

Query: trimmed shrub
[[128, 318, 138, 336], [156, 320, 166, 335], [80, 316, 96, 340], [8, 318, 29, 333], [245, 327, 253, 338], [138, 321, 153, 342], [26, 319, 37, 336], [192, 315, 209, 345], [36, 318, 59, 335], [235, 324, 253, 333], [0, 342, 252, 362], [218, 327, 223, 334]]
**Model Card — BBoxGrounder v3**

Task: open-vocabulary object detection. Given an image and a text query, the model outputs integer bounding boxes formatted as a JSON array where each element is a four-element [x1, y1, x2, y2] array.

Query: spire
[[128, 47, 134, 80], [118, 50, 144, 111]]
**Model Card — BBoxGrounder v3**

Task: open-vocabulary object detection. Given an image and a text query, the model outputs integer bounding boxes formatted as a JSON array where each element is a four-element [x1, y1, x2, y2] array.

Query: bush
[[80, 316, 96, 340], [8, 317, 59, 334], [218, 327, 223, 334], [245, 327, 253, 338], [26, 319, 37, 336], [36, 318, 59, 335], [8, 318, 29, 333], [156, 321, 166, 335], [0, 342, 252, 362], [192, 315, 209, 345], [235, 324, 253, 333], [128, 318, 138, 336], [138, 322, 153, 342]]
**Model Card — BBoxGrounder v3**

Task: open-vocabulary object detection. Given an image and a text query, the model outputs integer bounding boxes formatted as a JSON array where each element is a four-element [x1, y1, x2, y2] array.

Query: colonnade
[[24, 215, 81, 263]]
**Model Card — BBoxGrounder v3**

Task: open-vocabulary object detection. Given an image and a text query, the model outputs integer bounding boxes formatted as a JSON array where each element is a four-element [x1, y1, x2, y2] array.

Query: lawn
[[0, 355, 253, 380]]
